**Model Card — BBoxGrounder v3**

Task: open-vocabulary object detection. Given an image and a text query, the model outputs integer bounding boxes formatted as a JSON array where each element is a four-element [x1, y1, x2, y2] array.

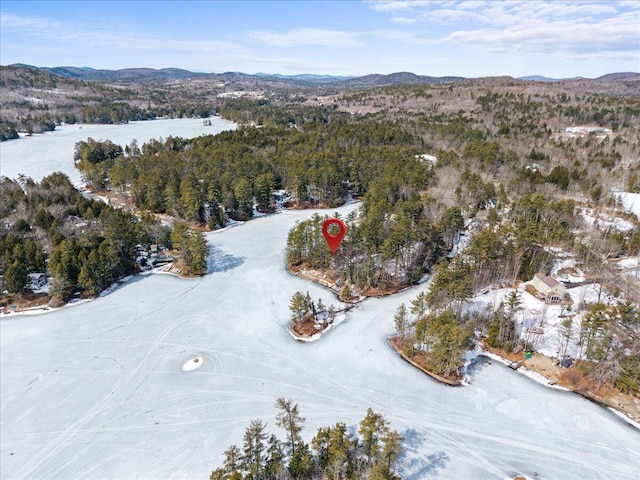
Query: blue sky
[[1, 1, 638, 78]]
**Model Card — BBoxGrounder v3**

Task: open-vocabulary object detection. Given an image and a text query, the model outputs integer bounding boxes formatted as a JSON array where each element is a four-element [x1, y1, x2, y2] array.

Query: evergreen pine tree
[[4, 259, 27, 293], [242, 419, 267, 480]]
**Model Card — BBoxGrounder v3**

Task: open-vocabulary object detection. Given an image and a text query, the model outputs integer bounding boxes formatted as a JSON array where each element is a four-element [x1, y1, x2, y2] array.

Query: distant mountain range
[[7, 64, 640, 88], [519, 75, 582, 82], [520, 72, 640, 83], [338, 72, 466, 87], [254, 72, 354, 83], [10, 64, 211, 83]]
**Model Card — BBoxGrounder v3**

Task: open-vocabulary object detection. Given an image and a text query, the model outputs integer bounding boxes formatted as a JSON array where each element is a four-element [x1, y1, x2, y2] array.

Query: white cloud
[[366, 0, 430, 13], [368, 1, 640, 66], [391, 16, 417, 24], [367, 1, 637, 27], [246, 28, 363, 48], [422, 7, 482, 24], [0, 12, 248, 64], [508, 1, 618, 21], [445, 13, 639, 57], [0, 13, 60, 32], [455, 1, 489, 11]]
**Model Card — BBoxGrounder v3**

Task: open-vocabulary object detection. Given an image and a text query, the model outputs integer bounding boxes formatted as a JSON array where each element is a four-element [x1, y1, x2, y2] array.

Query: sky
[[0, 0, 638, 78]]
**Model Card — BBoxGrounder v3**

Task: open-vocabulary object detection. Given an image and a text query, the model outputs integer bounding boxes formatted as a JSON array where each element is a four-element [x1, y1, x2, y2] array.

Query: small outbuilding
[[532, 273, 566, 303], [560, 357, 574, 368]]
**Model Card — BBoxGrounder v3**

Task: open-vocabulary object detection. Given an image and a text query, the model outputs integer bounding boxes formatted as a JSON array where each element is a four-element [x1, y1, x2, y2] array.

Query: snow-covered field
[[0, 117, 235, 187], [616, 192, 640, 219], [468, 279, 604, 361], [1, 122, 639, 479]]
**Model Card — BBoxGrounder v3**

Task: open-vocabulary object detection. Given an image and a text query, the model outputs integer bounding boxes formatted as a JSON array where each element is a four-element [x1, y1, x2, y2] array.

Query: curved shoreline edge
[[289, 324, 323, 342], [481, 350, 640, 429], [286, 264, 408, 303], [289, 264, 640, 428], [0, 267, 191, 319], [388, 337, 462, 386], [388, 336, 639, 428]]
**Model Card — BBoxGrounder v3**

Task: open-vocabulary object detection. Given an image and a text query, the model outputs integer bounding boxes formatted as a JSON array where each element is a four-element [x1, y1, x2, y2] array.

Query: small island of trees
[[210, 398, 405, 480]]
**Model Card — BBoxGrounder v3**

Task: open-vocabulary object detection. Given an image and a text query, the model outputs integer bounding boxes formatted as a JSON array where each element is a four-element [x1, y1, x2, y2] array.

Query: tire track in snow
[[15, 316, 190, 479], [44, 307, 226, 478]]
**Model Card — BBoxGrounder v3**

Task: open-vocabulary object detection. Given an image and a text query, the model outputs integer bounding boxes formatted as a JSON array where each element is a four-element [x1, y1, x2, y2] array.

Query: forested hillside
[[0, 65, 223, 139], [0, 173, 208, 308]]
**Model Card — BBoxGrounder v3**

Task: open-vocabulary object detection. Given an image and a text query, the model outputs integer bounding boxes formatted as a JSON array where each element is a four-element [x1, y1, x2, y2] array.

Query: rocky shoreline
[[482, 346, 640, 427], [388, 337, 462, 386]]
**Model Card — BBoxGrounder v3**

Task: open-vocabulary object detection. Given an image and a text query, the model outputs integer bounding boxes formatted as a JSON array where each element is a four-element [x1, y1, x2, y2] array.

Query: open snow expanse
[[0, 117, 235, 187], [2, 206, 640, 479], [1, 121, 639, 479]]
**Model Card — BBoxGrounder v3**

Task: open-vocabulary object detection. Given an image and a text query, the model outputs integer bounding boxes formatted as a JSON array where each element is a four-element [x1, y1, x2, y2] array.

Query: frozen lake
[[1, 121, 639, 479], [0, 116, 235, 187]]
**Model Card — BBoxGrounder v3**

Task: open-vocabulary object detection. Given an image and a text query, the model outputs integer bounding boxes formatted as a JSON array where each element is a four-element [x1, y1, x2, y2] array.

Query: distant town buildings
[[216, 90, 264, 99]]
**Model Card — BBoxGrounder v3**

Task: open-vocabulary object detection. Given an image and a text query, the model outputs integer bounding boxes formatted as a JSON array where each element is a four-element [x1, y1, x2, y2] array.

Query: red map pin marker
[[322, 218, 347, 253]]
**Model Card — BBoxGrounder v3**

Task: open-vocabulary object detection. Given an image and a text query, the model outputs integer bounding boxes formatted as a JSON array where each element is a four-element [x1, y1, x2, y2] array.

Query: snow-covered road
[[2, 205, 639, 479]]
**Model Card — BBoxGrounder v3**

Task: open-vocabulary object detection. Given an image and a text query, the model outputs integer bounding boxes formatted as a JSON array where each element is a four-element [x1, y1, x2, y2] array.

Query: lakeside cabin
[[532, 273, 566, 304]]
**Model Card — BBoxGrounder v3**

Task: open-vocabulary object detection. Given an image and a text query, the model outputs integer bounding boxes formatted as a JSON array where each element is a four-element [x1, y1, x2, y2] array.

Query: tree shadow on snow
[[207, 246, 245, 273], [398, 428, 449, 479]]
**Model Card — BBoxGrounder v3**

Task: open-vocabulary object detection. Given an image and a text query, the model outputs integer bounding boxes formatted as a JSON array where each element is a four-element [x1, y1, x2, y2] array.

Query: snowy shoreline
[[5, 273, 638, 432], [0, 268, 179, 319], [0, 116, 236, 187], [3, 121, 639, 479], [389, 336, 462, 386], [479, 350, 640, 430], [287, 311, 348, 342]]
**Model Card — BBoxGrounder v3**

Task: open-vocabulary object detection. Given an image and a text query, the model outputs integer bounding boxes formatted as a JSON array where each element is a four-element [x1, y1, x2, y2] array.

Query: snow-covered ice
[[0, 117, 235, 187], [2, 207, 639, 479], [1, 121, 639, 479]]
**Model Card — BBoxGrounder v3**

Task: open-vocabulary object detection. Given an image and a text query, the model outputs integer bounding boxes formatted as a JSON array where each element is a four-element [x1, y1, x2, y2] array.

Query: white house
[[532, 273, 566, 303]]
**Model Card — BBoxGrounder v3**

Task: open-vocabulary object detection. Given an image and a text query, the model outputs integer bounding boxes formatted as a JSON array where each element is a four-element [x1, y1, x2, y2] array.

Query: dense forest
[[210, 398, 404, 480], [71, 114, 466, 294], [72, 115, 429, 219], [0, 173, 207, 307]]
